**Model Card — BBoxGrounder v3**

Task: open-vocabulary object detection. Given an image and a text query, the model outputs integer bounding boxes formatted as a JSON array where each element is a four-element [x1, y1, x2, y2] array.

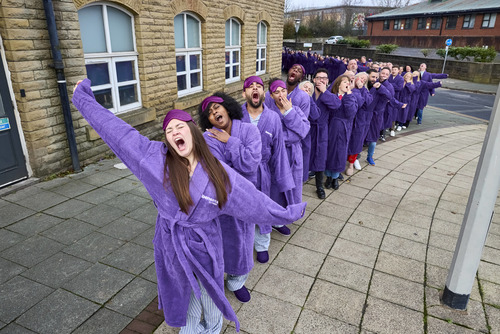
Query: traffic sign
[[446, 39, 452, 46]]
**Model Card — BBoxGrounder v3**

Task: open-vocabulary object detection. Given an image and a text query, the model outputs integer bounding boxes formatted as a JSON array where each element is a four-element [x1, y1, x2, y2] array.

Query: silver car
[[325, 35, 343, 44]]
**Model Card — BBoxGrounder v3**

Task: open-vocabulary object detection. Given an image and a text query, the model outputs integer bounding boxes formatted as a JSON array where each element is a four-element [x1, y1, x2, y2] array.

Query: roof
[[366, 0, 500, 20]]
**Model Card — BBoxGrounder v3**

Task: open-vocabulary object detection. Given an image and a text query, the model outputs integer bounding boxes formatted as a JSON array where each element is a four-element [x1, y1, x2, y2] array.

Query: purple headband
[[243, 76, 264, 90], [201, 96, 224, 112], [162, 109, 195, 130], [291, 63, 306, 77], [270, 80, 286, 93]]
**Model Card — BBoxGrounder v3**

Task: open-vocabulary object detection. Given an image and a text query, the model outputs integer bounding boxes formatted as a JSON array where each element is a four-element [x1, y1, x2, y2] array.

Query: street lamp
[[294, 18, 301, 47]]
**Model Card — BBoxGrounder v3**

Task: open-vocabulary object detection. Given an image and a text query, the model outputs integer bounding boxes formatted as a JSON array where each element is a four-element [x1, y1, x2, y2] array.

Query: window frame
[[256, 21, 267, 76], [430, 17, 442, 30], [482, 13, 496, 29], [79, 3, 141, 114], [383, 19, 390, 30], [393, 19, 400, 30], [404, 18, 413, 30], [175, 12, 203, 97], [462, 14, 476, 29], [446, 15, 457, 29], [417, 17, 425, 30], [225, 18, 241, 84]]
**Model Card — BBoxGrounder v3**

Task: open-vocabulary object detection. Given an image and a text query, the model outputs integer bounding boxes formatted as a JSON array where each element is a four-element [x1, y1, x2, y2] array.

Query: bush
[[421, 49, 430, 57], [436, 46, 496, 63], [376, 44, 398, 54], [336, 37, 370, 48]]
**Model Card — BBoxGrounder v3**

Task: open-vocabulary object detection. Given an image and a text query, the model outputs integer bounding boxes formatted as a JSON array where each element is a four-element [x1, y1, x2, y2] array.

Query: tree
[[284, 0, 294, 13], [373, 0, 414, 7]]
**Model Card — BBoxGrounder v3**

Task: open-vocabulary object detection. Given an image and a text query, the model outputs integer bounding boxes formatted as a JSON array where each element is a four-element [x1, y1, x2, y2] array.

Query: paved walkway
[[1, 93, 499, 333]]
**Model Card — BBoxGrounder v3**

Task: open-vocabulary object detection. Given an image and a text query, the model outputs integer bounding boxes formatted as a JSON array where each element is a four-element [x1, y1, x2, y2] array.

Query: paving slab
[[106, 277, 158, 318], [62, 231, 125, 262], [72, 308, 133, 334], [15, 289, 100, 334], [318, 256, 372, 293]]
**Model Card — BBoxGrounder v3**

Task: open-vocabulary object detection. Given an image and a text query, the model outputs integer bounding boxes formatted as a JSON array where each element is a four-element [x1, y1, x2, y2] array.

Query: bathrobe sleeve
[[282, 105, 310, 141], [71, 79, 159, 177], [220, 164, 306, 225]]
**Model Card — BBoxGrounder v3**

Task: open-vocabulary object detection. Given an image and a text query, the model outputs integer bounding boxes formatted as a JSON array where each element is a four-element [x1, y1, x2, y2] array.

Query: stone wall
[[0, 0, 284, 177], [324, 44, 500, 84]]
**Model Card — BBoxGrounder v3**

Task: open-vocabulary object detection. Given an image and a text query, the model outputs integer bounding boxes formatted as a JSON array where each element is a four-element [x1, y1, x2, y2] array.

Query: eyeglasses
[[314, 76, 328, 81]]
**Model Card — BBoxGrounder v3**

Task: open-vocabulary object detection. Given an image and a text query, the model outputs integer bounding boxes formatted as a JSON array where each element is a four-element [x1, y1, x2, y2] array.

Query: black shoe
[[316, 187, 325, 199], [337, 174, 344, 180], [324, 177, 333, 189], [333, 178, 339, 190]]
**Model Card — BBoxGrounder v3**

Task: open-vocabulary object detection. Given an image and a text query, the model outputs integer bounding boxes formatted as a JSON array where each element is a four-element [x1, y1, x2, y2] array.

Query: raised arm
[[72, 79, 159, 176]]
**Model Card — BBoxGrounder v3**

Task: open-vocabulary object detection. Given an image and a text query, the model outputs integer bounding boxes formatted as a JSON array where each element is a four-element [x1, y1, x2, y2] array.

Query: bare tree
[[284, 0, 295, 13], [373, 0, 414, 7]]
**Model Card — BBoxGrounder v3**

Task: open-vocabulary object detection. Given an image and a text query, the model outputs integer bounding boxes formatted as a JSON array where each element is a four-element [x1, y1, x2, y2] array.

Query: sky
[[287, 0, 421, 11]]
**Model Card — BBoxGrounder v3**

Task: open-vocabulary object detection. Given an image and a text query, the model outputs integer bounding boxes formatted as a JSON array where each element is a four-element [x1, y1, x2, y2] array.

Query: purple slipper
[[233, 286, 251, 303]]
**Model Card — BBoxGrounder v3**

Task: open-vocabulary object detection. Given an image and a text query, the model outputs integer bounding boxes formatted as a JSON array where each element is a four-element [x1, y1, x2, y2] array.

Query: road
[[427, 88, 495, 121]]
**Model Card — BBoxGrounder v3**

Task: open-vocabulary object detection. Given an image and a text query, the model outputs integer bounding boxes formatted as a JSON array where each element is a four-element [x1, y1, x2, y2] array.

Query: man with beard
[[347, 59, 359, 74], [364, 69, 391, 166], [241, 76, 294, 263], [281, 64, 312, 185]]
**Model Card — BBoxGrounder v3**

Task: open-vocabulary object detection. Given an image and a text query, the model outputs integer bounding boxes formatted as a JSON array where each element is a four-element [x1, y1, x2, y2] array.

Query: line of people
[[71, 52, 446, 332]]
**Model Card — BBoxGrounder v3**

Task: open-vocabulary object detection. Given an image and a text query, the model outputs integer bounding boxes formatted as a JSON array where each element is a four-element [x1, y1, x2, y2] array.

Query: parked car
[[325, 36, 343, 44]]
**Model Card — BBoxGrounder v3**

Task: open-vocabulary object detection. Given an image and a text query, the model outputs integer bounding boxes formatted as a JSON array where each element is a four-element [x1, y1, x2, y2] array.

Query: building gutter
[[43, 0, 81, 173]]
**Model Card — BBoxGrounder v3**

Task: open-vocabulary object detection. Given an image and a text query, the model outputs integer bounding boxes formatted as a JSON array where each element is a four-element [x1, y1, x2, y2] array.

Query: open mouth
[[215, 114, 223, 122], [174, 137, 186, 151], [252, 92, 259, 103]]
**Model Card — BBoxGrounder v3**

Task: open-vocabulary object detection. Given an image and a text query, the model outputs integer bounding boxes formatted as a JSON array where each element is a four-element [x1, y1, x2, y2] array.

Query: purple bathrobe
[[310, 90, 342, 172], [418, 71, 448, 109], [203, 119, 261, 276], [72, 80, 306, 331], [305, 95, 320, 180], [325, 93, 358, 173], [241, 103, 294, 234], [264, 91, 310, 206], [348, 87, 374, 156], [286, 87, 312, 184], [413, 80, 443, 116], [396, 82, 416, 123], [365, 83, 391, 142]]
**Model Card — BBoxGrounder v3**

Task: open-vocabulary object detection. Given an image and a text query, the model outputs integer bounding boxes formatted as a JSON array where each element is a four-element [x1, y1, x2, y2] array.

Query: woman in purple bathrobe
[[265, 79, 310, 207], [346, 72, 374, 175], [396, 72, 416, 126], [72, 79, 305, 333], [325, 75, 358, 190], [198, 92, 262, 303]]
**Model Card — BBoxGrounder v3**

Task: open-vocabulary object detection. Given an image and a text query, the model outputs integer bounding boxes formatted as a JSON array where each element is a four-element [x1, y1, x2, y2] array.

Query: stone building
[[0, 0, 284, 187]]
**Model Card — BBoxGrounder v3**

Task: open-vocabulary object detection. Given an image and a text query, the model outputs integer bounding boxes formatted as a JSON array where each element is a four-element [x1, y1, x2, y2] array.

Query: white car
[[325, 36, 343, 44]]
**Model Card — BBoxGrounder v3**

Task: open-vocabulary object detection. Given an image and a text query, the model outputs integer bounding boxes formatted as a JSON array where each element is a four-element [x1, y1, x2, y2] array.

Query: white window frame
[[462, 14, 475, 29], [225, 18, 241, 84], [175, 12, 203, 97], [256, 21, 267, 76], [79, 3, 141, 114]]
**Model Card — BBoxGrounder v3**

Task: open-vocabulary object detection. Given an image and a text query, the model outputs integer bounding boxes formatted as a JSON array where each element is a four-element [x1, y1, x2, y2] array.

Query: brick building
[[0, 0, 285, 187], [364, 0, 500, 49]]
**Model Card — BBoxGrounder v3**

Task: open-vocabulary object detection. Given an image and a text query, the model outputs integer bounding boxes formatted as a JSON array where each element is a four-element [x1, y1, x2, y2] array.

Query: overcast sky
[[287, 0, 421, 11]]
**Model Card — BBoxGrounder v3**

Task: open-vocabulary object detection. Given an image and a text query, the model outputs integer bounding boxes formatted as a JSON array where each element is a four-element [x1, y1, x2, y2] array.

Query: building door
[[0, 58, 28, 187]]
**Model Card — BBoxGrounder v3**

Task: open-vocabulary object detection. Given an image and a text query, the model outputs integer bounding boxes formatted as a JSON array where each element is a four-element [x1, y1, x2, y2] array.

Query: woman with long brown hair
[[72, 79, 306, 333], [324, 75, 358, 189]]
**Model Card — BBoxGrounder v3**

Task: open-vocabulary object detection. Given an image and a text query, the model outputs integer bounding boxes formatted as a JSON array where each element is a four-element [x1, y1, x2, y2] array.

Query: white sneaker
[[390, 130, 395, 137], [353, 159, 361, 170], [396, 126, 402, 131], [402, 126, 407, 129]]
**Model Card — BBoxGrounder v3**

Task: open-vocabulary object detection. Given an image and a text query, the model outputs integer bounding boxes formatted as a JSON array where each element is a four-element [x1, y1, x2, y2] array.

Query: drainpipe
[[43, 0, 81, 172]]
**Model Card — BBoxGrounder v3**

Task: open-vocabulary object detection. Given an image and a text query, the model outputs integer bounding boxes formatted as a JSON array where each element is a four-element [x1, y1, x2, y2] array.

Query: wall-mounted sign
[[0, 117, 11, 132]]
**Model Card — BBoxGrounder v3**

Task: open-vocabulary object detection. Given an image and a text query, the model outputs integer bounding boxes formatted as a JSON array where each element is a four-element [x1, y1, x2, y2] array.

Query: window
[[446, 16, 457, 29], [393, 19, 400, 30], [256, 21, 267, 75], [430, 17, 442, 30], [175, 12, 202, 97], [383, 20, 390, 30], [462, 14, 475, 29], [417, 17, 425, 30], [482, 13, 497, 28], [225, 18, 241, 83], [404, 18, 413, 30], [78, 4, 141, 114]]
